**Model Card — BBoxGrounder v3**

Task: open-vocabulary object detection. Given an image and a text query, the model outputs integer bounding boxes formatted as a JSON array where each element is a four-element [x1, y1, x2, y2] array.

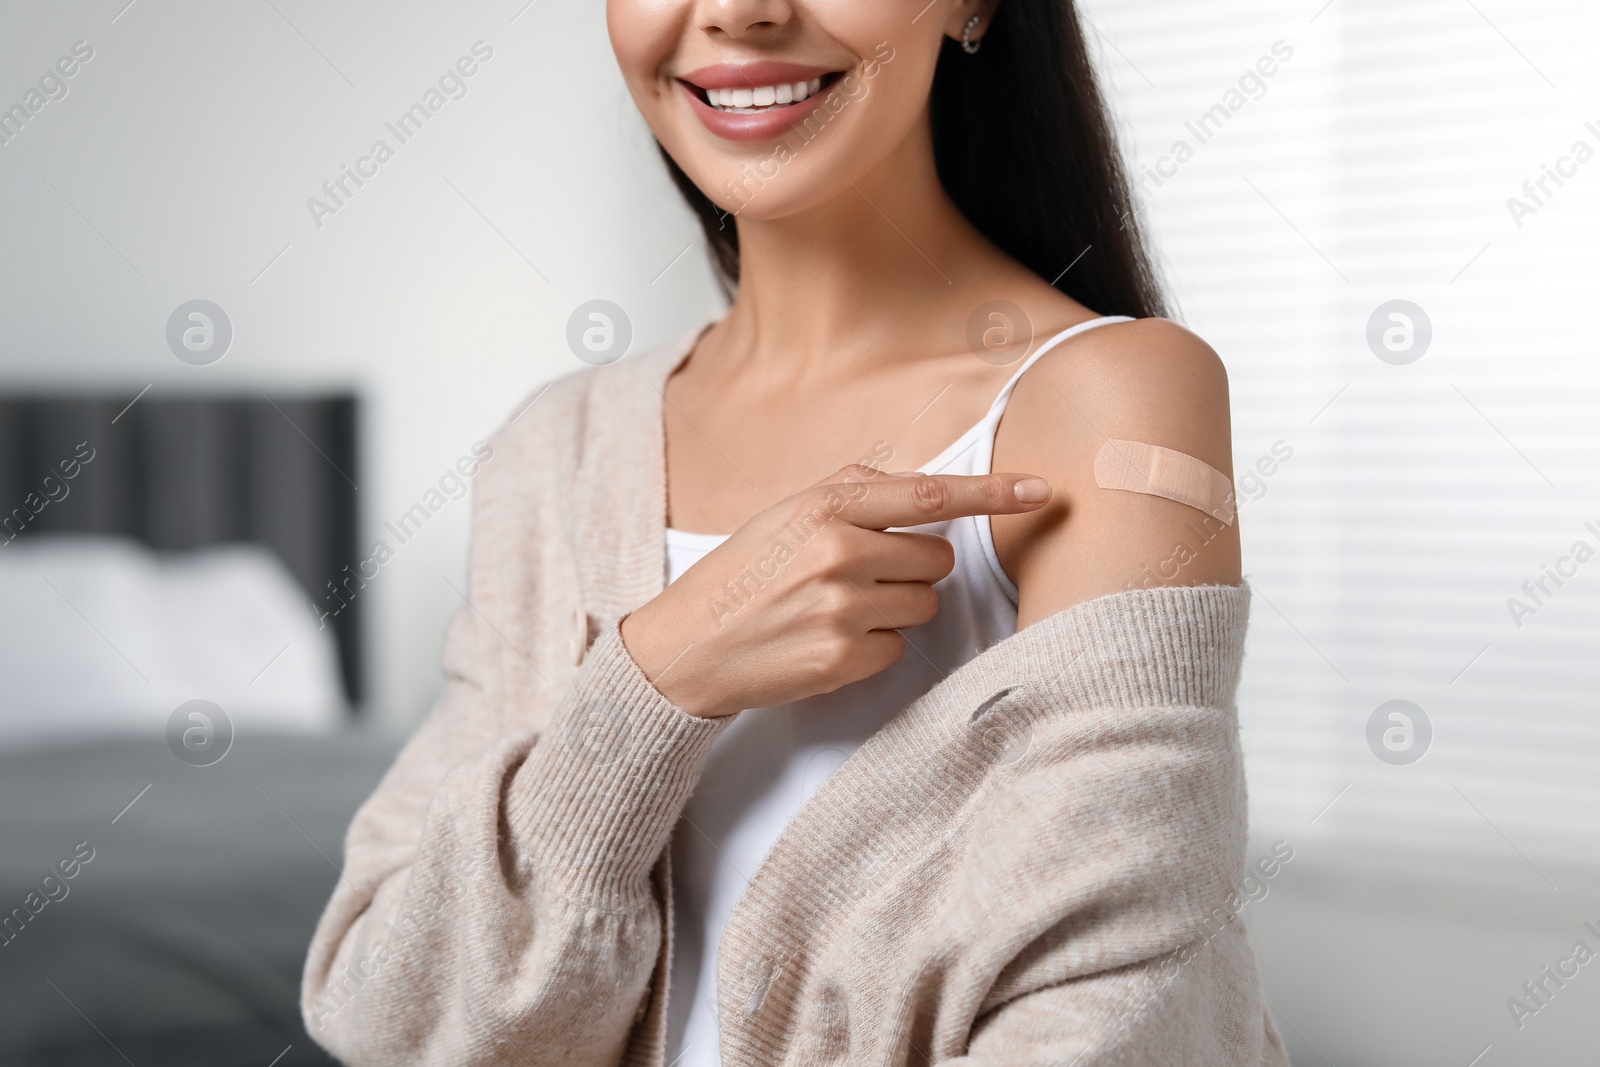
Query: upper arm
[[948, 924, 1279, 1065], [990, 318, 1241, 630]]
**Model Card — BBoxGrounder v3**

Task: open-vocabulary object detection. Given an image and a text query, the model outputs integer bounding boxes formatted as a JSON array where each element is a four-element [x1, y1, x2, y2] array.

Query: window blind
[[1079, 0, 1600, 889]]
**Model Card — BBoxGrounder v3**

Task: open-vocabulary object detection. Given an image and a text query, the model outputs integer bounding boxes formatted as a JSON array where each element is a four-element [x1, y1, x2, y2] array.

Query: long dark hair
[[657, 0, 1168, 319]]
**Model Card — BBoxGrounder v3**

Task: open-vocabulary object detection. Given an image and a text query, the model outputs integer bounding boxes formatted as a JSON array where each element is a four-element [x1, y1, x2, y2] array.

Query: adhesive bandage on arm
[[1092, 438, 1236, 525]]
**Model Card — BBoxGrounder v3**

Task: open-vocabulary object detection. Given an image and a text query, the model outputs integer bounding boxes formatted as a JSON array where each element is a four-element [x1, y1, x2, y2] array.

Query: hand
[[619, 465, 1052, 718]]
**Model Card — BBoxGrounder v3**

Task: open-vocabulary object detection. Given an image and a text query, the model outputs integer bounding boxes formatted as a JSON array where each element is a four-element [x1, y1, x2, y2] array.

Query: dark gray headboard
[[0, 392, 362, 707]]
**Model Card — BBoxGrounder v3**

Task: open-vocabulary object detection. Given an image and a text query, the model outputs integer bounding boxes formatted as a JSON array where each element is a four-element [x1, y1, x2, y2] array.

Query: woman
[[303, 1, 1287, 1064]]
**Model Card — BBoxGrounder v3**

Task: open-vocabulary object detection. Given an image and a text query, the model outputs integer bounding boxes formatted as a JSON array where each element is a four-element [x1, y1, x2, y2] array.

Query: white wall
[[0, 0, 723, 728]]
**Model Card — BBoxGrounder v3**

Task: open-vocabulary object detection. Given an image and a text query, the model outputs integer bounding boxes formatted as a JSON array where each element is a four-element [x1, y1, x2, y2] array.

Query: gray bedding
[[0, 731, 401, 1066]]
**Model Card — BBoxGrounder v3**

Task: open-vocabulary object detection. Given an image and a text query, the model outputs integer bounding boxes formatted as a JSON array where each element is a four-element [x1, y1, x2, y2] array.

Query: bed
[[0, 733, 400, 1066], [0, 393, 393, 1065]]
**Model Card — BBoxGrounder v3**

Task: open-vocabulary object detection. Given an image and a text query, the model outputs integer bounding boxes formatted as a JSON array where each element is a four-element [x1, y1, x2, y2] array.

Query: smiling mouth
[[683, 72, 845, 115]]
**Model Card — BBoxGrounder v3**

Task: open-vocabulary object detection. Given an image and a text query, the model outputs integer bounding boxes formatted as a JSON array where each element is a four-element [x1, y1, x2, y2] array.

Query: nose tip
[[692, 0, 795, 38]]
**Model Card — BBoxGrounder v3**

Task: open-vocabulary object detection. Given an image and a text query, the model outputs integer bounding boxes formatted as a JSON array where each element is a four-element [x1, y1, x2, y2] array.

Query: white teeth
[[704, 77, 829, 112]]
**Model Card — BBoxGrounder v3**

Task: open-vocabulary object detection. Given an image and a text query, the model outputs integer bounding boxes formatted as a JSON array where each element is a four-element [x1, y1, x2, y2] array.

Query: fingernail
[[1013, 478, 1050, 503], [888, 470, 923, 478]]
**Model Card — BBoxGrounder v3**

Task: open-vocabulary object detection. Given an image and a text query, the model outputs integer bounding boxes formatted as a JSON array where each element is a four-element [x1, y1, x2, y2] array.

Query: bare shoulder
[[991, 316, 1241, 628], [999, 316, 1233, 498], [1020, 316, 1228, 440]]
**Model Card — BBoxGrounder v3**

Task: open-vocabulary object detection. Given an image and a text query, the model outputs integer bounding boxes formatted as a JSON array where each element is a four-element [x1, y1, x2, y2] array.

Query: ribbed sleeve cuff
[[505, 616, 730, 904], [1055, 583, 1250, 709], [1003, 583, 1252, 712]]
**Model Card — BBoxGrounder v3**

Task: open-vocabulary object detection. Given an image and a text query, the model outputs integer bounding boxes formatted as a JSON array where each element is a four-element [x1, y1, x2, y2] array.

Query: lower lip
[[679, 80, 839, 143]]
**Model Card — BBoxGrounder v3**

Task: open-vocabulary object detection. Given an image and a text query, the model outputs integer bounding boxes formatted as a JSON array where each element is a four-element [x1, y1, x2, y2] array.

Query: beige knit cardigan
[[301, 325, 1289, 1066]]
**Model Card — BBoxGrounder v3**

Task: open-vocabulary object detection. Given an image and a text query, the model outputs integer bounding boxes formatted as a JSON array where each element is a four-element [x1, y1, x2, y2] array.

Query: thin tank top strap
[[982, 314, 1135, 423], [963, 314, 1134, 606], [912, 314, 1136, 479]]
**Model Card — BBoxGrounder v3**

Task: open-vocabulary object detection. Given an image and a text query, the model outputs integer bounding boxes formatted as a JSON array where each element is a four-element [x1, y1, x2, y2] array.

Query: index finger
[[828, 470, 1052, 531]]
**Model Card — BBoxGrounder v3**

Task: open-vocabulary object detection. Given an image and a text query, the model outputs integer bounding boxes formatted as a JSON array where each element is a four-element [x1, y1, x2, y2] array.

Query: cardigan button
[[570, 606, 587, 665]]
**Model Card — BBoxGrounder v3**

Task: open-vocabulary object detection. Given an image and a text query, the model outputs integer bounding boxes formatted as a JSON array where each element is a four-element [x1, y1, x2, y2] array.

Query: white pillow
[[0, 535, 347, 749]]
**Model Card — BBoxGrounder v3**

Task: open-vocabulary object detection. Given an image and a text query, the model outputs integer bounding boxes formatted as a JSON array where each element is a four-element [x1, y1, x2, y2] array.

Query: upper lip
[[678, 62, 840, 91]]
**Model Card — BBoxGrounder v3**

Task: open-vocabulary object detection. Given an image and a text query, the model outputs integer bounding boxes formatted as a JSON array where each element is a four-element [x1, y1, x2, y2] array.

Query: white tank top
[[662, 316, 1130, 1065]]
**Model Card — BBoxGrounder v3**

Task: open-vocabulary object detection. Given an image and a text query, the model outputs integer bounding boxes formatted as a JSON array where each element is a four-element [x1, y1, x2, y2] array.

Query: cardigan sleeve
[[300, 575, 727, 1065], [950, 924, 1288, 1066], [928, 585, 1283, 1067]]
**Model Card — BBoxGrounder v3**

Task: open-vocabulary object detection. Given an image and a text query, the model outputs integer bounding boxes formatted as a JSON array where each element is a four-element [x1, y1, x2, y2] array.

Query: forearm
[[301, 620, 728, 1066]]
